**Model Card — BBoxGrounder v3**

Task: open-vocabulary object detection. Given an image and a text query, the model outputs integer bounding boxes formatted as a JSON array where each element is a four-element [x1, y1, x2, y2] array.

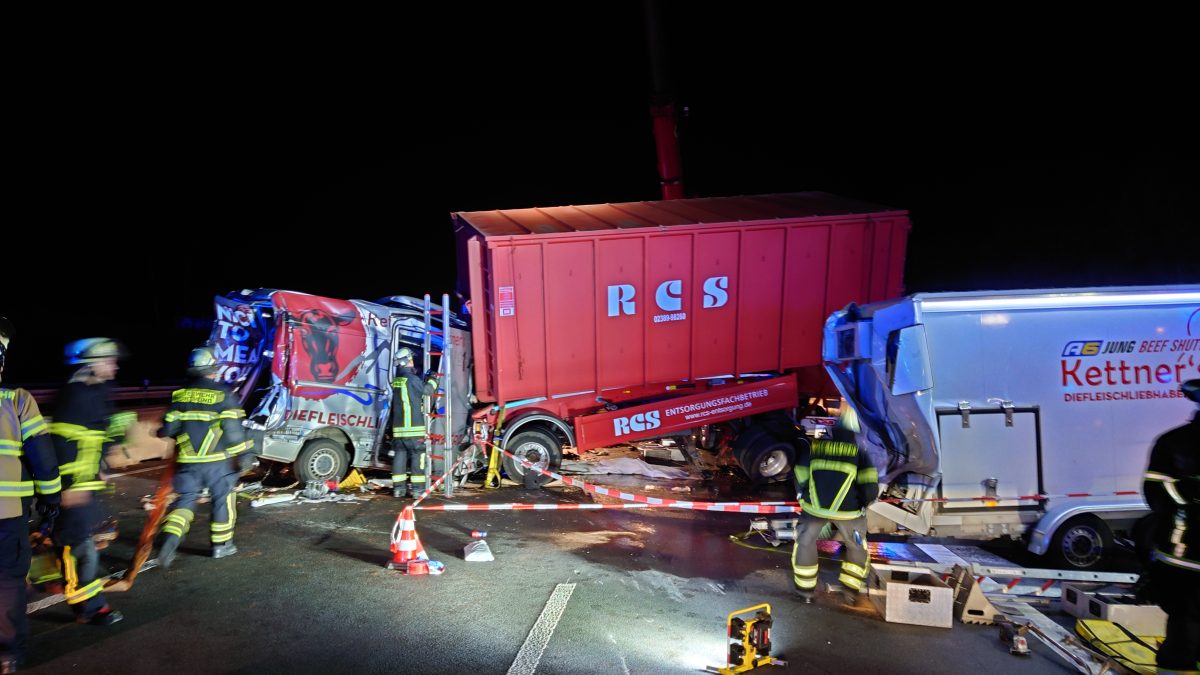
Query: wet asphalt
[[20, 462, 1084, 674]]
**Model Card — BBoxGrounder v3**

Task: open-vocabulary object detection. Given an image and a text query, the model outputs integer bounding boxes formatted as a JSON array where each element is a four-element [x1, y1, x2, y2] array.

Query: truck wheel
[[501, 429, 562, 487], [1048, 515, 1112, 569], [295, 439, 350, 484], [736, 431, 796, 484]]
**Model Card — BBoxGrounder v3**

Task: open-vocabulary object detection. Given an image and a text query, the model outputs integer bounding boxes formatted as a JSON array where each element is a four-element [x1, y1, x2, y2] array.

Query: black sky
[[4, 6, 1198, 385]]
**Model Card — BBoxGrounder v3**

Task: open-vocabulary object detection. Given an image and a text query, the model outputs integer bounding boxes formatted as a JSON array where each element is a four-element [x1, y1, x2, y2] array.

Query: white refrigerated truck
[[823, 285, 1200, 568]]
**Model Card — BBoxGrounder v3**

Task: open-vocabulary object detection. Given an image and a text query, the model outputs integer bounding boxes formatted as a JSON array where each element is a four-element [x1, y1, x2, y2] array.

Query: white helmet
[[396, 346, 415, 365], [188, 346, 219, 375]]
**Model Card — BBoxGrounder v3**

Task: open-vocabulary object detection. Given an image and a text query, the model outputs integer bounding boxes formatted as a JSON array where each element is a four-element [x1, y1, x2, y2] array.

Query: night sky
[[4, 6, 1198, 386]]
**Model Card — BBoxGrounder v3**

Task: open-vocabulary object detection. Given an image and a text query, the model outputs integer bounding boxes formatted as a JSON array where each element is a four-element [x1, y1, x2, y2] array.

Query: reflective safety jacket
[[1143, 411, 1200, 574], [1, 387, 61, 519], [49, 381, 134, 493], [160, 377, 252, 464], [391, 366, 435, 440], [793, 437, 879, 520]]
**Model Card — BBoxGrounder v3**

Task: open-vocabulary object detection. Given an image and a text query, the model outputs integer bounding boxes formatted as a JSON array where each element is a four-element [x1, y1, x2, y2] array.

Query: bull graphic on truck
[[295, 308, 357, 382]]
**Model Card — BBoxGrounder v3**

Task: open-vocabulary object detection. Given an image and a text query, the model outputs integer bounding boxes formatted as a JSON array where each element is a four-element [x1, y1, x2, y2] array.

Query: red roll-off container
[[455, 193, 909, 405]]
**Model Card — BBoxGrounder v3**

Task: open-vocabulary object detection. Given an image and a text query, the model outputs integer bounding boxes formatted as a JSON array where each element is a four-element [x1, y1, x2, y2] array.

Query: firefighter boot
[[840, 588, 860, 607], [795, 588, 815, 604], [157, 534, 181, 570], [80, 606, 124, 626], [212, 542, 238, 559]]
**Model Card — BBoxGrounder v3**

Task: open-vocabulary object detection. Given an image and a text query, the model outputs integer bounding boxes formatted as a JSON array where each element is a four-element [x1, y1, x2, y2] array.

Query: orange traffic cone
[[387, 505, 428, 572]]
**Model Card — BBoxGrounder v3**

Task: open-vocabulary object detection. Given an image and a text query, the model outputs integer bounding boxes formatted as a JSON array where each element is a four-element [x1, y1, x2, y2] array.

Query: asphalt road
[[20, 463, 1092, 674]]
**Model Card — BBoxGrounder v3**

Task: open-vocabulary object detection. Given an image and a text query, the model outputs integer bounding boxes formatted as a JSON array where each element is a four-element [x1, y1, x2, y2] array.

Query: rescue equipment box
[[1061, 582, 1167, 637], [867, 564, 953, 628]]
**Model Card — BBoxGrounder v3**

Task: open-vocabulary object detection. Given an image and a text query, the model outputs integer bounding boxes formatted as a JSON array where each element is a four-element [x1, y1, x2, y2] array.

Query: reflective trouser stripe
[[839, 560, 869, 591], [392, 474, 408, 483], [63, 545, 104, 605], [410, 475, 427, 484], [211, 492, 236, 543], [162, 508, 195, 537], [793, 563, 819, 589]]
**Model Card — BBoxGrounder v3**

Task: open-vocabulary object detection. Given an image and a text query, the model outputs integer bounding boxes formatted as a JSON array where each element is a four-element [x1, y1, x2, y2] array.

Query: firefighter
[[49, 338, 133, 626], [1142, 378, 1199, 673], [791, 406, 879, 605], [390, 347, 434, 498], [0, 318, 61, 673], [155, 346, 253, 569]]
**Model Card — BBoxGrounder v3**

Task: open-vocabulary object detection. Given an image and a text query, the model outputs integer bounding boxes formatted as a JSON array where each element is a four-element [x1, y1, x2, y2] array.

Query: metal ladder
[[422, 293, 455, 497]]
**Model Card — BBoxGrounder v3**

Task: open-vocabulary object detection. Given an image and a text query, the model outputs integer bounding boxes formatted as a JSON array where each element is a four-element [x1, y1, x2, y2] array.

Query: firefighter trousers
[[1151, 561, 1200, 672], [792, 512, 870, 594], [161, 461, 239, 547], [392, 438, 427, 493], [54, 493, 108, 619], [0, 516, 31, 662]]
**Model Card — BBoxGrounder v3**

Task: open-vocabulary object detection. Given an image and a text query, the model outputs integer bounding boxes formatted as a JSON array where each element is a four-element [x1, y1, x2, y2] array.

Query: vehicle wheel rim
[[310, 451, 336, 478], [758, 448, 790, 478], [1062, 526, 1103, 567], [514, 441, 549, 474]]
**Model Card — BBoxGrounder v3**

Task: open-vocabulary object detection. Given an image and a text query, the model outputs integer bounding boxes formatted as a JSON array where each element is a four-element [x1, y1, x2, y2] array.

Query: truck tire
[[1048, 514, 1113, 569], [735, 429, 796, 484], [501, 429, 562, 487], [295, 439, 350, 484]]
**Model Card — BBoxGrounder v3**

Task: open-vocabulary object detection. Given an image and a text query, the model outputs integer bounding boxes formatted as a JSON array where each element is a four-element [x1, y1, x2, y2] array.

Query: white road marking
[[507, 583, 576, 675]]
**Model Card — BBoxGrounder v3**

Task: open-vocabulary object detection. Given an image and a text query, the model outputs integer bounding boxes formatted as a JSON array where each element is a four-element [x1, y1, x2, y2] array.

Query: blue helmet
[[65, 338, 123, 365]]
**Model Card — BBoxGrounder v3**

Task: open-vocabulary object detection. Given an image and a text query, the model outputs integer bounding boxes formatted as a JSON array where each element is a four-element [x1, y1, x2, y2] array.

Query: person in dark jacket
[[0, 318, 61, 674], [1142, 378, 1200, 673], [155, 346, 252, 569], [390, 347, 435, 498], [792, 406, 879, 605], [49, 338, 133, 627]]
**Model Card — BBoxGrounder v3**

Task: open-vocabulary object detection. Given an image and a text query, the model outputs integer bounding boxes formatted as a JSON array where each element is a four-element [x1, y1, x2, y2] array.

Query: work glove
[[36, 502, 60, 533]]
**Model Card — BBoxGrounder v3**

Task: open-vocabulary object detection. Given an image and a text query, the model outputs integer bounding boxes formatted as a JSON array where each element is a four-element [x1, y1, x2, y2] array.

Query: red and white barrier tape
[[435, 438, 800, 514], [410, 450, 472, 509], [415, 501, 799, 513], [408, 438, 1143, 513]]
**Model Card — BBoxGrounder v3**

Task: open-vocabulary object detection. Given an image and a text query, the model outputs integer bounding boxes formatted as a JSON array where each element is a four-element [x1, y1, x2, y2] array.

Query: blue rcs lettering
[[1062, 341, 1102, 357], [606, 276, 730, 317], [613, 411, 662, 436]]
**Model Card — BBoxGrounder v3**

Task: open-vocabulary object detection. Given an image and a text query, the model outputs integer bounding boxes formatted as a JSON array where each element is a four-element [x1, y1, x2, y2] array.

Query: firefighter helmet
[[188, 346, 219, 375], [65, 338, 124, 365], [836, 405, 861, 434], [397, 346, 415, 365], [1183, 379, 1200, 404]]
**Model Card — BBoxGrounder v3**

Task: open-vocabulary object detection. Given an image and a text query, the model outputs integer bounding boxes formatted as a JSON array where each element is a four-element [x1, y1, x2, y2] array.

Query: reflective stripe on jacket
[[1143, 412, 1200, 573], [160, 379, 253, 463], [794, 438, 879, 520], [1, 388, 61, 518]]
